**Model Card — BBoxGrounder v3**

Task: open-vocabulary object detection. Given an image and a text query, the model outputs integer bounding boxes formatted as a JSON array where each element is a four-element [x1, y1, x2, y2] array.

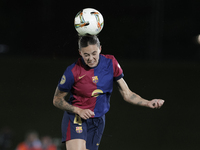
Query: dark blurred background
[[1, 0, 200, 150]]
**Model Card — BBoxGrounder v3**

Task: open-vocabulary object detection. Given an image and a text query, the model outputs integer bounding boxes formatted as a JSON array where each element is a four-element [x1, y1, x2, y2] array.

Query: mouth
[[87, 61, 96, 66]]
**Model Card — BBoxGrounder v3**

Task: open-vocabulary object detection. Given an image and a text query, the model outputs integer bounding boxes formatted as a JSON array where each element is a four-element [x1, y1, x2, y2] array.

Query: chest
[[72, 65, 114, 97]]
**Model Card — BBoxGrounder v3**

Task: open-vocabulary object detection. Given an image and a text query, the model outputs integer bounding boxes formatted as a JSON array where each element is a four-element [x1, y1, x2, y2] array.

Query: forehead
[[80, 45, 99, 54]]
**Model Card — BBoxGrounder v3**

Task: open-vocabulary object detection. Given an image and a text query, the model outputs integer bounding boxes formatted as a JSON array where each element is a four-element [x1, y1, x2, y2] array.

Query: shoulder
[[64, 58, 83, 73], [101, 54, 116, 60], [100, 54, 120, 66], [58, 59, 82, 92], [100, 54, 119, 65], [100, 54, 123, 80]]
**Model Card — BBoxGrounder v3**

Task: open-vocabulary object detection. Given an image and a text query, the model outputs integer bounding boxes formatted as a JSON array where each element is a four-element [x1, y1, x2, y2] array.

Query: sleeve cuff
[[114, 73, 124, 81], [58, 86, 70, 92]]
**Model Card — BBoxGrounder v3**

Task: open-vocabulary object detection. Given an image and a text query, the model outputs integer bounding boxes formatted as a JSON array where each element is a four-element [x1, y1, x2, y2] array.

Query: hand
[[77, 109, 95, 120], [147, 99, 165, 109]]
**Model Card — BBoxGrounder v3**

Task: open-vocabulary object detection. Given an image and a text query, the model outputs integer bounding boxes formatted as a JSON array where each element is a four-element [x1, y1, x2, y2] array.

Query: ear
[[99, 46, 102, 53], [78, 49, 82, 56]]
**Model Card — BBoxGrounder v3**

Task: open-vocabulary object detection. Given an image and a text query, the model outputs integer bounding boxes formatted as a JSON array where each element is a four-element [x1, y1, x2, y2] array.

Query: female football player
[[53, 35, 164, 150]]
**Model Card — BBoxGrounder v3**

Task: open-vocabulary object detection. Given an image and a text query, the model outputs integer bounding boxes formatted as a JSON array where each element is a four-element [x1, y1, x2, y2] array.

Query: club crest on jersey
[[92, 76, 99, 83], [76, 127, 83, 133]]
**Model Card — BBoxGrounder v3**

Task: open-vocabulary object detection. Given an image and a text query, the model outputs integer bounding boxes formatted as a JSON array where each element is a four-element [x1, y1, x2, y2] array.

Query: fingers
[[152, 99, 165, 109], [83, 110, 94, 119], [79, 109, 95, 120]]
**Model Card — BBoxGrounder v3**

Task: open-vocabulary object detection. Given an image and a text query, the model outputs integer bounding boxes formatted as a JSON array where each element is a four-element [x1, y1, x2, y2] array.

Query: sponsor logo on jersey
[[60, 75, 66, 85], [92, 89, 103, 97], [92, 76, 99, 83], [76, 127, 83, 133]]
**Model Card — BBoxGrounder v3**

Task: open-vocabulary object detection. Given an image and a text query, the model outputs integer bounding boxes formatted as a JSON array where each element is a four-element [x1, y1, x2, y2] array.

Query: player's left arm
[[116, 78, 164, 109]]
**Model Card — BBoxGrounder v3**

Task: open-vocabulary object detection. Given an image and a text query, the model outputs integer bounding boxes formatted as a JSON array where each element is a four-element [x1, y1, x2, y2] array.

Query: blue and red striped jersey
[[58, 54, 124, 117]]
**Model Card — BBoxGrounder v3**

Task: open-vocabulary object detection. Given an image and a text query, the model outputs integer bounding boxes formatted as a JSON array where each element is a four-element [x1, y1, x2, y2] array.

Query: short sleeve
[[57, 64, 75, 92], [112, 56, 124, 81]]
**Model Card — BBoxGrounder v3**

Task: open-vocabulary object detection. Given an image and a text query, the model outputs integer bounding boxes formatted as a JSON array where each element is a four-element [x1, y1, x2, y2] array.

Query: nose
[[88, 55, 93, 61]]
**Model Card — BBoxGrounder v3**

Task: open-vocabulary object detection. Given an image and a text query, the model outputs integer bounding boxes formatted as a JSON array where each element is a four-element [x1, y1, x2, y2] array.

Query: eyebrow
[[84, 51, 97, 55]]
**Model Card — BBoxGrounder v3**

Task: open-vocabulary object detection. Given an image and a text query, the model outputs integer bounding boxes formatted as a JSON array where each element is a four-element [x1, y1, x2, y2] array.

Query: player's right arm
[[53, 87, 94, 119]]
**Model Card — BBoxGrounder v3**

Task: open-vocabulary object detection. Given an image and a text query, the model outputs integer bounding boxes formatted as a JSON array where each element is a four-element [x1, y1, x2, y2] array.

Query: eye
[[92, 52, 97, 55], [84, 54, 89, 57]]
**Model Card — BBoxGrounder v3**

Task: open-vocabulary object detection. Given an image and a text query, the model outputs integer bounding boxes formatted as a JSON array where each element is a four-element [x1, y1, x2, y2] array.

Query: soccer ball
[[74, 8, 104, 36]]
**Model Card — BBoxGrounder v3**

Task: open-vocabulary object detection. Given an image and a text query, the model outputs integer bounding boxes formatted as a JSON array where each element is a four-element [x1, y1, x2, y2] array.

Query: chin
[[88, 63, 97, 68], [88, 65, 96, 68]]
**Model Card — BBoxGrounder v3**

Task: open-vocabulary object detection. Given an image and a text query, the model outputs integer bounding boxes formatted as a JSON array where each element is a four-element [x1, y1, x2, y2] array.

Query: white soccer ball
[[74, 8, 104, 36]]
